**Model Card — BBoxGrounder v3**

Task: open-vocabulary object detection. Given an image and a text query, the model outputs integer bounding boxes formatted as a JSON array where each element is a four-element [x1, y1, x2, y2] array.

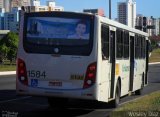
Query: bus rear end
[[16, 11, 98, 103]]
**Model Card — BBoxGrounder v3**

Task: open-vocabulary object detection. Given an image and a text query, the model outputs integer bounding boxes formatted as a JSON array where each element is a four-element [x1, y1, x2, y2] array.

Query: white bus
[[16, 10, 149, 108]]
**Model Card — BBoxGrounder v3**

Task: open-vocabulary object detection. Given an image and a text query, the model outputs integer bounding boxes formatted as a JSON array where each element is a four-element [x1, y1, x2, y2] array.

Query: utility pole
[[109, 0, 111, 19]]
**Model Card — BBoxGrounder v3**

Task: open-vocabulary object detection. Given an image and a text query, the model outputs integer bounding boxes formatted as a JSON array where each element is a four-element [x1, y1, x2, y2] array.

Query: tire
[[48, 97, 68, 109], [110, 82, 121, 108], [135, 88, 142, 95]]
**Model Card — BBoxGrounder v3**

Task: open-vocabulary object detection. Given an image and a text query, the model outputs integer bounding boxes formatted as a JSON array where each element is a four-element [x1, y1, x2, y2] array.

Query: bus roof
[[96, 15, 149, 37]]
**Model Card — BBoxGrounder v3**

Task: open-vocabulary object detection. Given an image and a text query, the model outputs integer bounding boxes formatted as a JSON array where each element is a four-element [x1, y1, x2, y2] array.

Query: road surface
[[0, 64, 160, 117]]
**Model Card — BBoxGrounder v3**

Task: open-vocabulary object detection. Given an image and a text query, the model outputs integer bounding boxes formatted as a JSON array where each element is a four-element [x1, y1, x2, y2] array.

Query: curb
[[149, 62, 160, 65], [0, 71, 16, 76]]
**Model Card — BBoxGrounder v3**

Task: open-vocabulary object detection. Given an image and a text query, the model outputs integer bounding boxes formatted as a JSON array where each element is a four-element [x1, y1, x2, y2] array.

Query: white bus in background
[[16, 10, 149, 108]]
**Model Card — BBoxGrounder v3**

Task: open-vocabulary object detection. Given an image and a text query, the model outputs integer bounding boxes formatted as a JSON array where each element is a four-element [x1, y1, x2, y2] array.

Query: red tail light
[[83, 62, 97, 89], [17, 58, 28, 86]]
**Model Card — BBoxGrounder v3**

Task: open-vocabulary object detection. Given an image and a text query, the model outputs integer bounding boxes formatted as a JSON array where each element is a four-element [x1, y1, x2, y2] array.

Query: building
[[0, 0, 11, 12], [127, 0, 136, 27], [135, 14, 145, 31], [24, 1, 64, 12], [24, 5, 64, 12], [155, 18, 160, 36], [47, 0, 55, 7], [135, 14, 143, 29], [117, 0, 136, 28], [136, 15, 160, 36], [149, 16, 156, 36], [11, 0, 30, 7], [4, 0, 11, 12], [0, 8, 4, 30], [117, 2, 127, 25], [4, 1, 9, 12], [0, 0, 64, 32], [47, 0, 64, 11], [0, 0, 4, 8], [51, 6, 64, 11], [31, 0, 40, 6], [4, 7, 21, 32], [83, 9, 105, 16]]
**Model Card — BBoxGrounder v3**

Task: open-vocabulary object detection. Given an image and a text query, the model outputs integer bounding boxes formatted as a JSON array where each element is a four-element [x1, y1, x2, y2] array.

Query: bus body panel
[[17, 43, 98, 100], [132, 59, 146, 91], [20, 54, 89, 88], [96, 18, 110, 102], [97, 16, 148, 100], [17, 11, 99, 100], [115, 60, 130, 96]]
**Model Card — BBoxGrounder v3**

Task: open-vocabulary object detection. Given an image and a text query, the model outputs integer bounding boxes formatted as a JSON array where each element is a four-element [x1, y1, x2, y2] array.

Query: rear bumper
[[16, 83, 97, 100]]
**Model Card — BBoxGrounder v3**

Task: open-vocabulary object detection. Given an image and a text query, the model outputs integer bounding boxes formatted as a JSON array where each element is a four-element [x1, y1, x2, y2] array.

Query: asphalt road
[[0, 64, 160, 117]]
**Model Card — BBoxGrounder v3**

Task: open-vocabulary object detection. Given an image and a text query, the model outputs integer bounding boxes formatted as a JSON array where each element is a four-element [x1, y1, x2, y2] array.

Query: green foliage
[[0, 32, 19, 63], [150, 39, 158, 49]]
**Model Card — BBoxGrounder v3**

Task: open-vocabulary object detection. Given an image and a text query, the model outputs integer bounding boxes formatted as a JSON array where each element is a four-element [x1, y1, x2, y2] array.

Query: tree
[[0, 32, 19, 63]]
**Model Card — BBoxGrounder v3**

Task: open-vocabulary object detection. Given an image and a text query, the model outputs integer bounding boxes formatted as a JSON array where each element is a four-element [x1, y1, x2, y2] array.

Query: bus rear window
[[23, 12, 94, 55], [27, 17, 90, 45]]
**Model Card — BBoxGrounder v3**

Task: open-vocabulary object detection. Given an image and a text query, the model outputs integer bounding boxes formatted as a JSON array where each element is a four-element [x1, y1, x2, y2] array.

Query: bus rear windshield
[[23, 12, 94, 56]]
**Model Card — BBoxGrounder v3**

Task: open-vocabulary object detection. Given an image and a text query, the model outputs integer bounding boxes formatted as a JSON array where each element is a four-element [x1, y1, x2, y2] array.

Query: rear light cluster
[[83, 62, 97, 89], [17, 58, 28, 86]]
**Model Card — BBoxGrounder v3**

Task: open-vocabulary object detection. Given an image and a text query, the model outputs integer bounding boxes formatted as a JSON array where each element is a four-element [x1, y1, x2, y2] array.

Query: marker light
[[17, 58, 28, 86]]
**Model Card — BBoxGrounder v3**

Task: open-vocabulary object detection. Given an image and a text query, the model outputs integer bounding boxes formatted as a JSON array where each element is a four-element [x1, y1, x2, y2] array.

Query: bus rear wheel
[[110, 82, 121, 108], [135, 88, 143, 95]]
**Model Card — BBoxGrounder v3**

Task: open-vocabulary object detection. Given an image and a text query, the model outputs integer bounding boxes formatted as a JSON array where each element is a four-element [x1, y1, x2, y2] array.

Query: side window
[[101, 24, 109, 59], [135, 34, 139, 59], [139, 36, 142, 58], [142, 36, 146, 58], [135, 34, 143, 59], [124, 31, 129, 58], [141, 37, 143, 58], [116, 29, 123, 58]]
